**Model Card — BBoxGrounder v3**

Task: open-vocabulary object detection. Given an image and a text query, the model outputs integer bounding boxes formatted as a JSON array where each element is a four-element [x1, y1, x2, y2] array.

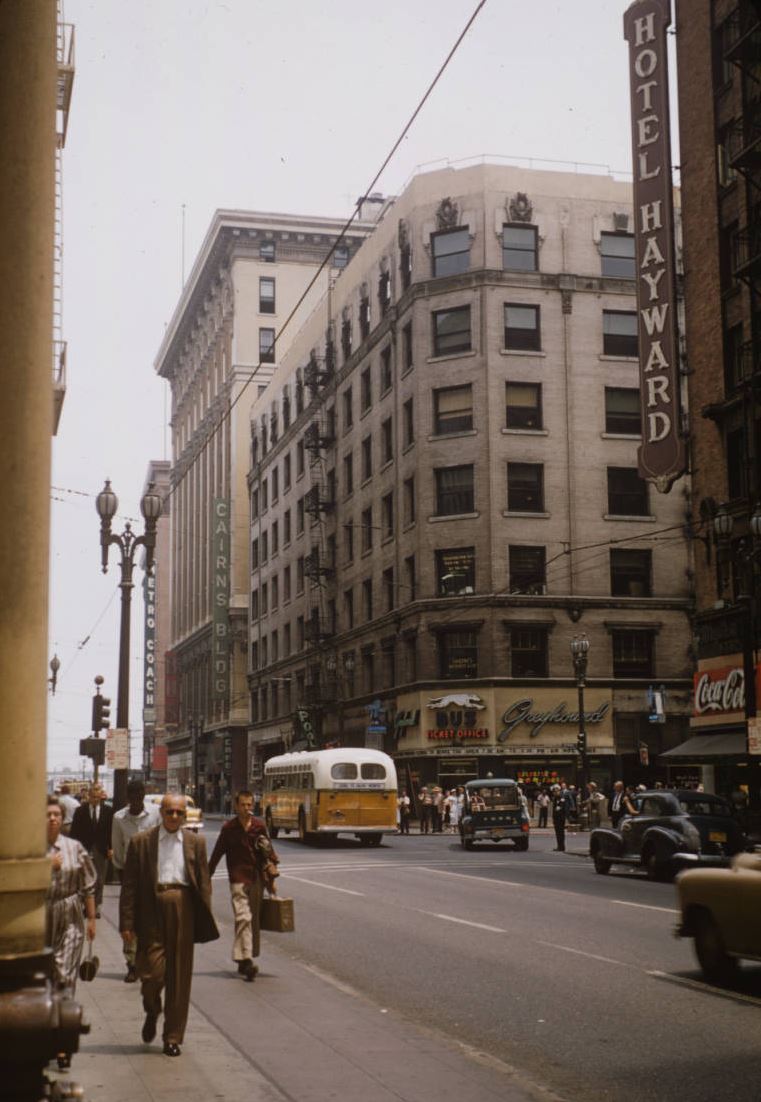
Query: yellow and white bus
[[262, 748, 398, 845]]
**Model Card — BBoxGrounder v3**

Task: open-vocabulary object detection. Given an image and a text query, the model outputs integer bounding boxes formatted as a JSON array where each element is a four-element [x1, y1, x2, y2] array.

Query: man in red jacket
[[208, 790, 279, 981]]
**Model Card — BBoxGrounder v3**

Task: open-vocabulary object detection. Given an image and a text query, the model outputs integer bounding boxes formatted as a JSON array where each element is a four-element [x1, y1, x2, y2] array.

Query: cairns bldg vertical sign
[[624, 0, 686, 492], [212, 499, 231, 701]]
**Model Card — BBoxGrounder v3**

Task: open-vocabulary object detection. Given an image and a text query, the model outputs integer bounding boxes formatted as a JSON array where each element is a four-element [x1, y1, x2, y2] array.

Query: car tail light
[[521, 821, 529, 833]]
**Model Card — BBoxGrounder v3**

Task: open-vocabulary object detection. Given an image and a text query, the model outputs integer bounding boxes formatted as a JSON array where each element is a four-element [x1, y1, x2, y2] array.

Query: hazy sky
[[48, 0, 670, 773]]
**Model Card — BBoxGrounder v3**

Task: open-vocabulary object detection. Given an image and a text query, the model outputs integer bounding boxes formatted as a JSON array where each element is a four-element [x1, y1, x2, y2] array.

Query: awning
[[661, 733, 747, 759]]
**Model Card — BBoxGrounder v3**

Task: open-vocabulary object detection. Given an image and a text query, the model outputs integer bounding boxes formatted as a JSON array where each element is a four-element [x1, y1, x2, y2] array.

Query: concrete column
[[0, 0, 57, 957]]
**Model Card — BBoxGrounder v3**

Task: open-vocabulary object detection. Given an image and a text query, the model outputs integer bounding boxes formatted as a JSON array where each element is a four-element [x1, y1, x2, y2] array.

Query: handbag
[[260, 894, 295, 933], [79, 939, 99, 982]]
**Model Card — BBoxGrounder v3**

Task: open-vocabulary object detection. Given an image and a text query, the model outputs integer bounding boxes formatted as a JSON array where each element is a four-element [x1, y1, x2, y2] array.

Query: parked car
[[676, 851, 761, 982], [589, 790, 747, 880], [144, 793, 204, 832], [460, 779, 530, 851]]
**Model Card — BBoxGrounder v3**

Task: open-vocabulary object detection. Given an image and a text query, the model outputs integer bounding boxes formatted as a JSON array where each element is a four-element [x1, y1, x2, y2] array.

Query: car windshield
[[678, 797, 732, 818], [468, 787, 519, 810]]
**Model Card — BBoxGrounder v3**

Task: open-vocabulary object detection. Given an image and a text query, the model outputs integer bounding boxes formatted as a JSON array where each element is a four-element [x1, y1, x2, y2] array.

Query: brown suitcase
[[260, 895, 295, 933]]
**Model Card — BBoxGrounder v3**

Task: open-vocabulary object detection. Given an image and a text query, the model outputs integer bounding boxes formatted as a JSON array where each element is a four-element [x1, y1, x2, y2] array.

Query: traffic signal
[[91, 693, 111, 733], [79, 737, 105, 765], [577, 731, 587, 756]]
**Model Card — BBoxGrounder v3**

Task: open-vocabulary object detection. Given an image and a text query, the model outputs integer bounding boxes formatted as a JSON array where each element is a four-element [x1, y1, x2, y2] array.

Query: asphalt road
[[202, 823, 761, 1102]]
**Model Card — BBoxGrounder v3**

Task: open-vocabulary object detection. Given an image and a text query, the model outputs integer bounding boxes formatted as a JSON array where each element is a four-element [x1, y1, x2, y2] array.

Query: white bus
[[262, 748, 398, 845]]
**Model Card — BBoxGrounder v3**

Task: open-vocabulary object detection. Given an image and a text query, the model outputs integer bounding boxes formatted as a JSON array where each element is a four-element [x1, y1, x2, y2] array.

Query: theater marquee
[[623, 0, 686, 492]]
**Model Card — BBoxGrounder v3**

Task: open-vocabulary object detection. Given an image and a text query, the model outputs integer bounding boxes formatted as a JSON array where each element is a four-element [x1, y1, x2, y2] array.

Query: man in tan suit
[[119, 794, 219, 1057]]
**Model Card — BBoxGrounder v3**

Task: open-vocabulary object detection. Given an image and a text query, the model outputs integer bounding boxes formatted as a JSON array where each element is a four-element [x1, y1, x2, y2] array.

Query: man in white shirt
[[111, 779, 159, 982], [56, 784, 80, 835]]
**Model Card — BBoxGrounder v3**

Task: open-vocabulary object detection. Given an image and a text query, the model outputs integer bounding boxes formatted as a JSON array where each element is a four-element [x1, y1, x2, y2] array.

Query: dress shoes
[[141, 1012, 158, 1044], [237, 960, 248, 974], [124, 965, 138, 984], [243, 960, 259, 982], [163, 1042, 181, 1057]]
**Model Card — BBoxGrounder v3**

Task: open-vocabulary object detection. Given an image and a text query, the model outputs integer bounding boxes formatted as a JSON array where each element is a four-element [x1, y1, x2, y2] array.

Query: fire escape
[[53, 7, 74, 435]]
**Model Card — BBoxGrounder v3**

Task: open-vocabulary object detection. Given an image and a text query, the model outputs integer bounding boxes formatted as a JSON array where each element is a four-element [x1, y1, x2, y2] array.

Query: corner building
[[155, 209, 375, 809], [248, 163, 693, 795]]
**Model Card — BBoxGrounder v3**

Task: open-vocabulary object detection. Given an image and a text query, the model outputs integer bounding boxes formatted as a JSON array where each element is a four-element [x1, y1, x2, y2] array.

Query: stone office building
[[154, 208, 375, 809], [247, 162, 694, 795]]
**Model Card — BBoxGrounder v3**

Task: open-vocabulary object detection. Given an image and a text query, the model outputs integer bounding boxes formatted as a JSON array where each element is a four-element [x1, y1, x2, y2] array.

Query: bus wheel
[[265, 811, 279, 839], [370, 835, 382, 847], [359, 834, 373, 846], [298, 809, 309, 843]]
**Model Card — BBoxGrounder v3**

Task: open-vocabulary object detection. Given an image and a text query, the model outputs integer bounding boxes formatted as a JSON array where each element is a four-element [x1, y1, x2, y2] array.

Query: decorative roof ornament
[[507, 192, 533, 223], [436, 197, 459, 230]]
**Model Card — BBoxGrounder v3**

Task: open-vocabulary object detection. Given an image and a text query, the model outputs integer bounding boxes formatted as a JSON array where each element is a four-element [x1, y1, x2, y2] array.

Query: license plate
[[491, 830, 506, 840], [709, 831, 727, 843]]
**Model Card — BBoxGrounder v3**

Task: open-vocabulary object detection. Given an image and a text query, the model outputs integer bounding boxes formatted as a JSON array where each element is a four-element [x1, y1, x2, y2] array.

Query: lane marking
[[301, 962, 363, 998], [648, 970, 761, 1008], [613, 900, 678, 914], [535, 940, 633, 967], [425, 911, 508, 934], [280, 874, 364, 896], [416, 866, 529, 889]]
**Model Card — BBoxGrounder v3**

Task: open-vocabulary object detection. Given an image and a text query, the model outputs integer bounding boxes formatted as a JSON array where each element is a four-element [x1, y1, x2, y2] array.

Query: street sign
[[106, 728, 129, 769]]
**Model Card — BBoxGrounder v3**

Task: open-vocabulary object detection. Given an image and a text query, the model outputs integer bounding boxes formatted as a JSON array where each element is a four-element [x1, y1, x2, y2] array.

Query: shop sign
[[211, 498, 230, 701], [427, 729, 489, 741], [502, 744, 580, 757], [143, 572, 156, 711], [498, 698, 610, 742], [106, 727, 129, 769], [623, 0, 686, 492]]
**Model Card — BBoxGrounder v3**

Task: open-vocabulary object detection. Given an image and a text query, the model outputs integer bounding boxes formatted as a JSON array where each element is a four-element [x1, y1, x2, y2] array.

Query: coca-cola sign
[[693, 667, 745, 716]]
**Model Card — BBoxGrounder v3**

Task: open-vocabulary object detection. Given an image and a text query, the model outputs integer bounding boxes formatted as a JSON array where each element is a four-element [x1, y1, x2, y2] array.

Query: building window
[[345, 520, 354, 562], [297, 496, 304, 534], [361, 435, 372, 482], [612, 630, 654, 677], [438, 630, 478, 680], [506, 382, 542, 429], [271, 467, 279, 503], [435, 465, 474, 516], [403, 398, 414, 447], [341, 385, 353, 430], [271, 575, 279, 611], [341, 316, 352, 362], [405, 555, 416, 602], [261, 479, 268, 511], [361, 367, 372, 412], [251, 641, 258, 671], [720, 221, 739, 293], [251, 538, 259, 570], [284, 509, 291, 545], [381, 417, 393, 464], [251, 488, 259, 520], [607, 467, 649, 516], [297, 616, 304, 650], [382, 491, 394, 539], [359, 294, 371, 340], [378, 270, 391, 316], [333, 244, 349, 269], [251, 589, 259, 620], [284, 622, 291, 656], [361, 506, 373, 552], [503, 224, 537, 271], [383, 567, 395, 613], [600, 232, 635, 278], [271, 520, 279, 557], [380, 346, 392, 393], [509, 627, 548, 677], [402, 321, 413, 372], [432, 305, 471, 356], [261, 581, 268, 616], [296, 439, 305, 477], [343, 451, 354, 495], [400, 242, 412, 290], [509, 546, 546, 594], [436, 547, 475, 596], [261, 636, 268, 668], [283, 453, 292, 490], [403, 476, 416, 525], [727, 429, 746, 499], [434, 384, 473, 435], [261, 530, 268, 563], [344, 587, 354, 629], [260, 327, 276, 364], [362, 647, 374, 692], [296, 555, 304, 594], [507, 463, 544, 512], [504, 304, 541, 352], [605, 387, 641, 435], [431, 226, 470, 277], [603, 310, 638, 357], [284, 564, 291, 602], [260, 240, 275, 262], [610, 549, 652, 597], [259, 277, 275, 313], [724, 324, 745, 392], [362, 578, 373, 622]]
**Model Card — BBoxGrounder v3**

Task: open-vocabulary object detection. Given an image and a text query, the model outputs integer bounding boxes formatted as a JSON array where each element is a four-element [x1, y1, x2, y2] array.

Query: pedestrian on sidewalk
[[208, 790, 280, 982], [535, 789, 550, 828], [119, 793, 219, 1058], [397, 790, 411, 835], [551, 784, 573, 852], [111, 778, 160, 983], [419, 787, 432, 834], [70, 784, 113, 918], [56, 784, 80, 836]]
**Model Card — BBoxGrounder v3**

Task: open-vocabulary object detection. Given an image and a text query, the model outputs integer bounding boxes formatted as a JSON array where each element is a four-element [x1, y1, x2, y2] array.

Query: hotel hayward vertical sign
[[624, 0, 686, 492], [212, 498, 231, 701]]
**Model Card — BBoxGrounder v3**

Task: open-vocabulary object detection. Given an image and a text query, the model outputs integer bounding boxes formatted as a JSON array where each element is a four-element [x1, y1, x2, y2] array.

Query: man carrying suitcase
[[208, 790, 279, 981]]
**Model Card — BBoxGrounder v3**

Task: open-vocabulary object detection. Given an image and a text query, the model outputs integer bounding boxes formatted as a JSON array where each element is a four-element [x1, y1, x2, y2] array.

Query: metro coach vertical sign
[[212, 498, 231, 701], [624, 0, 686, 492]]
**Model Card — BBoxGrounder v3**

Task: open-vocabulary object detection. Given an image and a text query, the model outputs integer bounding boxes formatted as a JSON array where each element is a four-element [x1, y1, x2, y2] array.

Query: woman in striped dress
[[46, 796, 97, 993]]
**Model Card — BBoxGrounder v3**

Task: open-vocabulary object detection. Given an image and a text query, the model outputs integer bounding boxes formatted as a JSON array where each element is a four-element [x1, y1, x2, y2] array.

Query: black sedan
[[589, 790, 747, 880]]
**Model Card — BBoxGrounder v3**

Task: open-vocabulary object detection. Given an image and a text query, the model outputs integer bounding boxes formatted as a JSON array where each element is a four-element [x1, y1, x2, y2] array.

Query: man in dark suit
[[119, 793, 219, 1057], [609, 780, 625, 828], [69, 783, 113, 916]]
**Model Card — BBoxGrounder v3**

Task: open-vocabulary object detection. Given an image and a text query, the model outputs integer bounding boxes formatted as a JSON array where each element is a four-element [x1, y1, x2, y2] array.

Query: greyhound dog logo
[[426, 693, 485, 710]]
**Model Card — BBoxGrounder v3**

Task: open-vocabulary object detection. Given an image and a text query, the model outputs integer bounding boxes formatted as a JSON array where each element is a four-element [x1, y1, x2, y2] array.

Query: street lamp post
[[96, 479, 162, 810], [570, 634, 590, 800]]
